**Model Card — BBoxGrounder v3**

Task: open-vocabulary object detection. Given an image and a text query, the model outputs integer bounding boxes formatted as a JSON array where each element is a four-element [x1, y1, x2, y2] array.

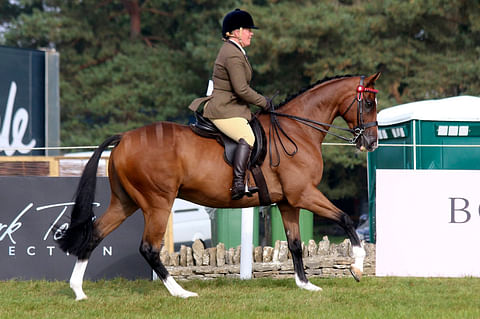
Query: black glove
[[264, 91, 280, 112], [264, 96, 274, 112]]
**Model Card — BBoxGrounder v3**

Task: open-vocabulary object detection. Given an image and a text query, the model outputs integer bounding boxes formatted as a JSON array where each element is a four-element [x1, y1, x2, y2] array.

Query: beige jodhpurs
[[211, 117, 255, 147]]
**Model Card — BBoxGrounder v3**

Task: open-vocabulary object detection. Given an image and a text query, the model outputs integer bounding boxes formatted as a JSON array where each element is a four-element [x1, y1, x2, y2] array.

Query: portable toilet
[[367, 95, 480, 242]]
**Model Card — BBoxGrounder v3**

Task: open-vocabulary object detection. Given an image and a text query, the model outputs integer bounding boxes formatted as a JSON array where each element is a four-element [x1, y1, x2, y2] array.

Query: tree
[[4, 0, 225, 145], [0, 0, 44, 43], [3, 0, 480, 202], [245, 0, 480, 200]]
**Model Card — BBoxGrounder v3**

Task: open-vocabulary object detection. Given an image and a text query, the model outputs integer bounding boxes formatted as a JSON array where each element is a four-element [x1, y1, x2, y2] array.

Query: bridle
[[340, 75, 379, 142], [267, 76, 379, 167]]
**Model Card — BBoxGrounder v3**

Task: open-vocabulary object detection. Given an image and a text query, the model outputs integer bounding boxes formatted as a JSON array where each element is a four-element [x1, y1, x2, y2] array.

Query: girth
[[190, 112, 271, 205]]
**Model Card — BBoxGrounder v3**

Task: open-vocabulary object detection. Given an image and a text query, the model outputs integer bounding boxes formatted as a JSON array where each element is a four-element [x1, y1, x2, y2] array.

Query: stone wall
[[163, 236, 375, 280]]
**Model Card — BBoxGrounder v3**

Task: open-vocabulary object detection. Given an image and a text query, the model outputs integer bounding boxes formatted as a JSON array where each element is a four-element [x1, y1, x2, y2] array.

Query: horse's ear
[[367, 72, 381, 86]]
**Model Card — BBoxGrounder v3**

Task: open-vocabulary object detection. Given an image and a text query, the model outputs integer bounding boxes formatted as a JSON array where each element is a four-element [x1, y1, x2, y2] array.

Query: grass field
[[1, 277, 479, 319]]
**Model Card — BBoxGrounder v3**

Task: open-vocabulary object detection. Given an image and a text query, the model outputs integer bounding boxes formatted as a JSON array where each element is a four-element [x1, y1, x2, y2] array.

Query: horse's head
[[267, 72, 381, 155], [340, 73, 381, 152]]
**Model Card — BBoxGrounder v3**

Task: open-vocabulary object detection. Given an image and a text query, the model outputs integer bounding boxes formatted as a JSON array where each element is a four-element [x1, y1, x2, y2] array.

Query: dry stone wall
[[163, 236, 375, 280]]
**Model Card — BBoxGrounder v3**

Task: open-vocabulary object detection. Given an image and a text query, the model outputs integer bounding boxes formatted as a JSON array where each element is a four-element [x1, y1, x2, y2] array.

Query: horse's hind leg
[[139, 206, 197, 298], [278, 202, 322, 291], [70, 259, 89, 300], [70, 195, 137, 300]]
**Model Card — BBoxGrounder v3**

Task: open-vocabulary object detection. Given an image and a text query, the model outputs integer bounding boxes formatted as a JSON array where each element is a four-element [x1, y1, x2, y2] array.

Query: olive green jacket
[[188, 40, 267, 121]]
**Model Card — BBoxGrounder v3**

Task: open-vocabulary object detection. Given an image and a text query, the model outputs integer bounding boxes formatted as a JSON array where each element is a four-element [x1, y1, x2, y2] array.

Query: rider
[[189, 9, 272, 200]]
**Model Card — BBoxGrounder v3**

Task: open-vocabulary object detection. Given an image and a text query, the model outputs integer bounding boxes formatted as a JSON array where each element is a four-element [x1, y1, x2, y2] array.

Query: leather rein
[[266, 76, 379, 167]]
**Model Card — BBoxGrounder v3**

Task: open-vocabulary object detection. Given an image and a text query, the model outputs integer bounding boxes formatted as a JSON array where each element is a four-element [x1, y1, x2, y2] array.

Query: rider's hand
[[264, 96, 274, 112]]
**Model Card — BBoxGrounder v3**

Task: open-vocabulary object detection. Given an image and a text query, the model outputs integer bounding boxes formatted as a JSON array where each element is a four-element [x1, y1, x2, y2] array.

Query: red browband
[[356, 85, 379, 94]]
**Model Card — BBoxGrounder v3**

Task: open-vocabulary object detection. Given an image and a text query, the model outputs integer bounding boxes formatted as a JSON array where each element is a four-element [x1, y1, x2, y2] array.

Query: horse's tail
[[57, 134, 122, 258]]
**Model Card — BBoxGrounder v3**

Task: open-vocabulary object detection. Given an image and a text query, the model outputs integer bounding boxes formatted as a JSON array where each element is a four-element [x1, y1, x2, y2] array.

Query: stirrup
[[245, 184, 259, 197], [244, 171, 258, 197], [231, 184, 246, 200], [244, 184, 253, 198]]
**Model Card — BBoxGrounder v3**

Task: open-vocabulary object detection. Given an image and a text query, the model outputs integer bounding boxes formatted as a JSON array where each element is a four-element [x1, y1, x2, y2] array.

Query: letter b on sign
[[449, 197, 471, 223]]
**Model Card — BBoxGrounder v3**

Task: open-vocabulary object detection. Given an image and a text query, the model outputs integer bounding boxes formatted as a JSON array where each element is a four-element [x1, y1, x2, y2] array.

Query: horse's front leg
[[294, 188, 366, 281], [278, 201, 322, 291]]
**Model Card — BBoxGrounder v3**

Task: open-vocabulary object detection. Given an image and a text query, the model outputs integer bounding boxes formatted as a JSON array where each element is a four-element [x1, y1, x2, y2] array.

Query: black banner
[[0, 177, 149, 280], [0, 46, 46, 156]]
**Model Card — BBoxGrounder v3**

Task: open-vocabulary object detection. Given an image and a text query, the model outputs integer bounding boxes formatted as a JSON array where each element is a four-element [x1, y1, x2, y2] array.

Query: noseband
[[267, 76, 379, 166]]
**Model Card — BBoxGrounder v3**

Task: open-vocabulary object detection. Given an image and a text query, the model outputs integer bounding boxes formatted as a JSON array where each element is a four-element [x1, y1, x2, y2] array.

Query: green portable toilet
[[211, 208, 260, 249], [270, 205, 314, 243], [367, 95, 480, 242]]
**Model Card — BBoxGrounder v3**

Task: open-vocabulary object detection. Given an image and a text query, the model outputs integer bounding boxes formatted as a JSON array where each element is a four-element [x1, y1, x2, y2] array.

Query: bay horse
[[58, 73, 380, 300]]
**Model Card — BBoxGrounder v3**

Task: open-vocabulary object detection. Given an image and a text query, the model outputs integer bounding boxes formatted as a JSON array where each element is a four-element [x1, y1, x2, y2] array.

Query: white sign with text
[[376, 169, 480, 277]]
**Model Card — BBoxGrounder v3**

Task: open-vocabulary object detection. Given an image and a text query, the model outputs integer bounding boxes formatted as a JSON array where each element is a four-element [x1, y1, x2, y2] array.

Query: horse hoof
[[350, 265, 363, 282], [301, 282, 323, 292], [295, 275, 323, 291], [178, 291, 198, 299], [75, 293, 88, 301], [71, 284, 88, 301]]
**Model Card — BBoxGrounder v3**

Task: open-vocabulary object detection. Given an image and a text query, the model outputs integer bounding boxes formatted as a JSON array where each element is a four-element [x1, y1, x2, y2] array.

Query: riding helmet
[[222, 9, 258, 38]]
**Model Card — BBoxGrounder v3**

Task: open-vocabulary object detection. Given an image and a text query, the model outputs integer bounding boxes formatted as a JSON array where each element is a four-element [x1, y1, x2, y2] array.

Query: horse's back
[[111, 121, 228, 196], [118, 121, 185, 150]]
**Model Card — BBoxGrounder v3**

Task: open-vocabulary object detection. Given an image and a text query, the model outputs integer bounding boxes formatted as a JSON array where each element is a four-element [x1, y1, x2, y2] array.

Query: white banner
[[376, 169, 480, 277]]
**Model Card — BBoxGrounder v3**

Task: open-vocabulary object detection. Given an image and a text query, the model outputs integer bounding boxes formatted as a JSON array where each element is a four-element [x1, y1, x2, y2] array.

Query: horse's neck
[[282, 81, 348, 125]]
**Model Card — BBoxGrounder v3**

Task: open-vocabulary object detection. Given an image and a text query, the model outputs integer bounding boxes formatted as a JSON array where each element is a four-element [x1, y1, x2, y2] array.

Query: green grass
[[0, 277, 479, 319]]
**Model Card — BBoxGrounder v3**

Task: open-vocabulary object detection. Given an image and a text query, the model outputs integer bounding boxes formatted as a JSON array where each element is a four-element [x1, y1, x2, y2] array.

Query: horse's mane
[[275, 74, 357, 108]]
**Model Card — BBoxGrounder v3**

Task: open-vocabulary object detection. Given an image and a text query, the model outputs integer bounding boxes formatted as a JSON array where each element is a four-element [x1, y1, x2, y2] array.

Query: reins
[[266, 76, 379, 167]]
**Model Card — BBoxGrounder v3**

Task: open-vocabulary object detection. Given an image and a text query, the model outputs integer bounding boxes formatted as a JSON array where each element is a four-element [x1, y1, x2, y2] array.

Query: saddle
[[190, 111, 271, 205]]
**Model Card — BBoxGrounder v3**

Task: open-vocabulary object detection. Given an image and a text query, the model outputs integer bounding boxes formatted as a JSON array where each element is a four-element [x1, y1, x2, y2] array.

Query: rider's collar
[[228, 39, 246, 56]]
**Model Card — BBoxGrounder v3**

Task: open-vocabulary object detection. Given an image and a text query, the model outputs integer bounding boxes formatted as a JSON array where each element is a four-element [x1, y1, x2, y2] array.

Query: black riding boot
[[231, 138, 252, 200]]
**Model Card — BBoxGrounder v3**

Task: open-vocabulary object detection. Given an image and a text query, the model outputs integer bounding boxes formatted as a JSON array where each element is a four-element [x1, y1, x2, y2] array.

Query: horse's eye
[[366, 100, 374, 108]]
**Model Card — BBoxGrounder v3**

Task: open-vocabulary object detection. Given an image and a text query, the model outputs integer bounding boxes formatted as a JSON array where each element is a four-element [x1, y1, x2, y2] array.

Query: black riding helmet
[[222, 9, 259, 39]]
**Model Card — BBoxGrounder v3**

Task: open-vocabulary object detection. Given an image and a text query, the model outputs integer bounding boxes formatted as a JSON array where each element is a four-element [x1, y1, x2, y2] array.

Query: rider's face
[[233, 28, 253, 47]]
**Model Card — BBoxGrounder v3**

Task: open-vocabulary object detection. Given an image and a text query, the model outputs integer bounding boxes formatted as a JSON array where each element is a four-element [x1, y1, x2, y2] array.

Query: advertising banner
[[0, 46, 60, 156], [0, 47, 44, 155], [0, 177, 149, 280], [376, 169, 480, 277]]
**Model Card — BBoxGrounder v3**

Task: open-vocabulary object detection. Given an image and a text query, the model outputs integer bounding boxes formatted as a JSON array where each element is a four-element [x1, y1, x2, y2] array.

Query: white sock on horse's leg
[[350, 245, 366, 281], [70, 259, 89, 300], [294, 273, 322, 291], [162, 275, 198, 298], [352, 246, 366, 272], [352, 245, 366, 271]]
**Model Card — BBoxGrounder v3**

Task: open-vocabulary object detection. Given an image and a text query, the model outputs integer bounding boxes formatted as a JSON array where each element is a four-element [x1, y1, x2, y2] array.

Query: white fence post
[[240, 207, 254, 279]]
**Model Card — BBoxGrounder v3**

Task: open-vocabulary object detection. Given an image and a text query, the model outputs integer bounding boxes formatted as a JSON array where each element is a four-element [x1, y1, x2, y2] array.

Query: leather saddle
[[190, 112, 267, 167], [190, 111, 271, 205]]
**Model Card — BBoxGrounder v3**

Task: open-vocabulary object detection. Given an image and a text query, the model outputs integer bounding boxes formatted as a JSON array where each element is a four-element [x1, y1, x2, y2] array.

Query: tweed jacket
[[188, 40, 267, 121]]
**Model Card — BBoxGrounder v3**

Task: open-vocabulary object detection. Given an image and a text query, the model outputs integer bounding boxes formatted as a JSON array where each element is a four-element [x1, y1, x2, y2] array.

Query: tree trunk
[[122, 0, 141, 39]]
